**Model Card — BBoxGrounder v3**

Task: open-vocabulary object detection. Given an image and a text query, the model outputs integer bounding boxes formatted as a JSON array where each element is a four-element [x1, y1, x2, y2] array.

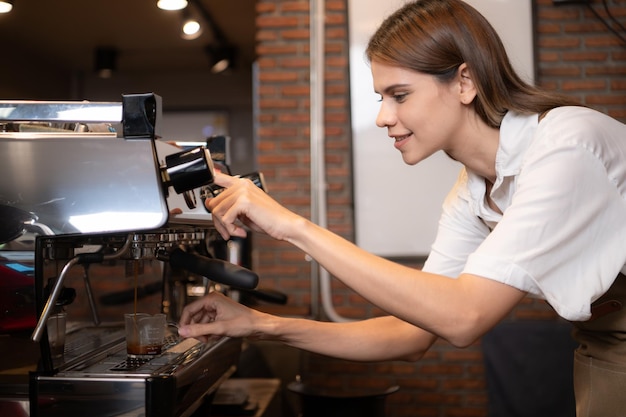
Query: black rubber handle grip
[[169, 248, 259, 290], [241, 288, 288, 305]]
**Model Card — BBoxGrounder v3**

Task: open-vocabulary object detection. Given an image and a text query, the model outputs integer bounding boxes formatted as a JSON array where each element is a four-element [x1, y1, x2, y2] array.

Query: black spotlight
[[204, 43, 236, 74], [94, 47, 118, 79]]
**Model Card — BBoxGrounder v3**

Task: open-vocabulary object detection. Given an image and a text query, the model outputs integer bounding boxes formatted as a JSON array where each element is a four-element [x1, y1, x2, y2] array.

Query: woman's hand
[[178, 291, 271, 343], [206, 172, 303, 242]]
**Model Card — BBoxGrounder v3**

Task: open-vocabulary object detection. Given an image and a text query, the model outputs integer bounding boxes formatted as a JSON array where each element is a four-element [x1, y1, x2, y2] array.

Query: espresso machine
[[0, 94, 261, 417]]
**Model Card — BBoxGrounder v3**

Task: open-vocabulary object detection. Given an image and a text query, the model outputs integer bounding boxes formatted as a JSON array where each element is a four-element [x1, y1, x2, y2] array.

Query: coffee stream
[[133, 260, 139, 341], [127, 260, 163, 356]]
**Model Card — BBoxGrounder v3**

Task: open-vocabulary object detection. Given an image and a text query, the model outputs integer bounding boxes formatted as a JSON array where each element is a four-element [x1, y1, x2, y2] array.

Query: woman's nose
[[375, 102, 395, 128]]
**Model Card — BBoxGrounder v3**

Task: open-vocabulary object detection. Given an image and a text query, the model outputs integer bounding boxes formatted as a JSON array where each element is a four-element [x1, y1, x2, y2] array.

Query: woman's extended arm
[[178, 291, 437, 362], [286, 218, 525, 347], [206, 173, 527, 347]]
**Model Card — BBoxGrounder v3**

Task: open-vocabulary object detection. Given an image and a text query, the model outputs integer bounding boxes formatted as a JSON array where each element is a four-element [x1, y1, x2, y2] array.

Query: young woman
[[178, 1, 626, 414]]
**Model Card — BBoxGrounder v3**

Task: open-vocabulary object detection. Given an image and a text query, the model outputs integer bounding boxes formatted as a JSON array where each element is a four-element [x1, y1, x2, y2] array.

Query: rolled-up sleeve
[[422, 172, 491, 279]]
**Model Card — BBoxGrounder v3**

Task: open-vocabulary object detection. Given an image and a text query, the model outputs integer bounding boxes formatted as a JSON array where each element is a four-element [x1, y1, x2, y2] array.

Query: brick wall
[[253, 1, 626, 416], [537, 0, 626, 120]]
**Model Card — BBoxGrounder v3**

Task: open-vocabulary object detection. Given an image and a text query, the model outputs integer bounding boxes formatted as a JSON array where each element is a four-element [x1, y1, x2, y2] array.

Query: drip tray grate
[[109, 357, 152, 372]]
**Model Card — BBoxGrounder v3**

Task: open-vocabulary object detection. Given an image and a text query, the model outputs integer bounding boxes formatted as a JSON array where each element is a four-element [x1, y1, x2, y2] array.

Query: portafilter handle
[[163, 248, 259, 290], [162, 146, 215, 194]]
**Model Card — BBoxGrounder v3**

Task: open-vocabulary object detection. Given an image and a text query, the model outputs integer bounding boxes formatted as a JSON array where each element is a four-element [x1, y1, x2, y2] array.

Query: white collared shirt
[[422, 107, 626, 321]]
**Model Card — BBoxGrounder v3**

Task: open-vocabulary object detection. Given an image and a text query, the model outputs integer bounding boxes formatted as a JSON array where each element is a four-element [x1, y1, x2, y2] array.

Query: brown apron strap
[[588, 272, 626, 321], [590, 299, 623, 321]]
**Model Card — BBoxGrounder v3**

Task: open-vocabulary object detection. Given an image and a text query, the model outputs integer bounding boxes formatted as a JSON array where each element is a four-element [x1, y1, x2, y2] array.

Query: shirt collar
[[465, 111, 539, 218], [494, 111, 539, 179]]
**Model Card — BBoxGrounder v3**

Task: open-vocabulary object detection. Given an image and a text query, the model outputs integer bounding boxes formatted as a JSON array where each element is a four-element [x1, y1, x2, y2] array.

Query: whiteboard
[[349, 0, 534, 257]]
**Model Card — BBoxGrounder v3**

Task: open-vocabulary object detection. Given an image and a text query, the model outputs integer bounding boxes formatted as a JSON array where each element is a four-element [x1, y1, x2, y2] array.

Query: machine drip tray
[[109, 357, 151, 372]]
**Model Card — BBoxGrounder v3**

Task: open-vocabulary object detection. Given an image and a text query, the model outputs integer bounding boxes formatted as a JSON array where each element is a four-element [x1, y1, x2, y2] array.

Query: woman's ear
[[458, 63, 477, 105]]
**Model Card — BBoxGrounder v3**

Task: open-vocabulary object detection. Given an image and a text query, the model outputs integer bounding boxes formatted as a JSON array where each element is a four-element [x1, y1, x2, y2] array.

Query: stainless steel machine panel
[[0, 135, 169, 236]]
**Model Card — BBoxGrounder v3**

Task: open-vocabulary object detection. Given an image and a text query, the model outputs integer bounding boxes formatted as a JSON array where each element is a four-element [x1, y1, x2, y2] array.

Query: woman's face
[[371, 60, 465, 166]]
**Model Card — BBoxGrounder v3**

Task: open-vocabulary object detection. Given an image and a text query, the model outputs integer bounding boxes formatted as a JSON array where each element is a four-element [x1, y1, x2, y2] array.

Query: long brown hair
[[366, 0, 580, 128]]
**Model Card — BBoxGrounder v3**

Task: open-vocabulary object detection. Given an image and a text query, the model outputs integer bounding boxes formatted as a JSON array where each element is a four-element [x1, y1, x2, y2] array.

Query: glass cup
[[47, 312, 67, 358], [124, 313, 166, 358]]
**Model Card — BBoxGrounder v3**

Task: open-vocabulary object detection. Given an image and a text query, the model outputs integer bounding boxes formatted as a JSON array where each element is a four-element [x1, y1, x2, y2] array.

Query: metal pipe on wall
[[309, 0, 353, 323]]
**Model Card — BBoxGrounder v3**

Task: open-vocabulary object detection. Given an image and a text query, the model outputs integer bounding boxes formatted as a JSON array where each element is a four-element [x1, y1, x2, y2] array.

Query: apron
[[571, 273, 626, 417]]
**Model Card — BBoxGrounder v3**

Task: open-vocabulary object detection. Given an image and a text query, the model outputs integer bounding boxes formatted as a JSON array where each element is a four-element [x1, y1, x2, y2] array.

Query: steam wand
[[82, 264, 101, 327], [31, 235, 134, 342]]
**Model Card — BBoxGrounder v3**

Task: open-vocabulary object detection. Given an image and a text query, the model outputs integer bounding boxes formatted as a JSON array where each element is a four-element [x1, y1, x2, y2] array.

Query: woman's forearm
[[285, 217, 525, 346], [259, 313, 435, 362]]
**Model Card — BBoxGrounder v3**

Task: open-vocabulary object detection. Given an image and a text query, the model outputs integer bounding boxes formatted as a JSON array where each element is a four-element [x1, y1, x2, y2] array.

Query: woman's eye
[[376, 93, 407, 103], [393, 93, 408, 103]]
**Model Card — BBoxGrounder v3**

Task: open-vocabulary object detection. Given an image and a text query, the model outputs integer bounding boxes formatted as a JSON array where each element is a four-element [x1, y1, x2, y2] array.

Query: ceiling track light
[[181, 19, 202, 40], [180, 8, 202, 40], [157, 0, 188, 11], [191, 0, 237, 73], [0, 0, 13, 14], [205, 43, 236, 74], [158, 0, 237, 73], [94, 47, 118, 79]]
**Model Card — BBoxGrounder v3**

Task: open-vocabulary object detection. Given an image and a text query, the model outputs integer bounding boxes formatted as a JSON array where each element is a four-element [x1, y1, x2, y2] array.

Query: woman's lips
[[392, 133, 412, 149]]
